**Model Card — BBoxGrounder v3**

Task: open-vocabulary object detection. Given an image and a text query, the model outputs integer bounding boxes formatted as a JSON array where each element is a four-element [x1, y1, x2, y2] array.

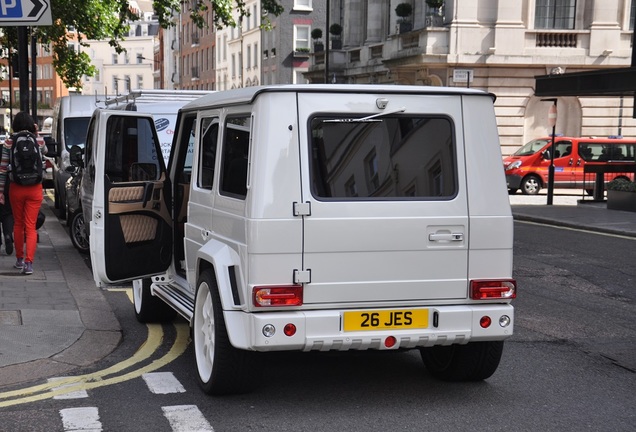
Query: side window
[[310, 115, 457, 199], [198, 118, 219, 190], [554, 141, 572, 158], [172, 114, 197, 184], [105, 116, 161, 183], [220, 115, 251, 199], [84, 116, 96, 168]]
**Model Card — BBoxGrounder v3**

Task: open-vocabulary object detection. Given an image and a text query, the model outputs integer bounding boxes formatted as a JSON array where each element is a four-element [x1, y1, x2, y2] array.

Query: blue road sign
[[0, 0, 52, 26]]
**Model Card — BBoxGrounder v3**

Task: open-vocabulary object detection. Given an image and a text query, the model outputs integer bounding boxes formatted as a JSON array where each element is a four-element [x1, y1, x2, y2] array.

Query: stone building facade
[[307, 0, 636, 155]]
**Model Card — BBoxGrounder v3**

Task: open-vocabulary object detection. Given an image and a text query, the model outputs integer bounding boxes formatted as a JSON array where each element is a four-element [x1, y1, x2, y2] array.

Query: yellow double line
[[0, 289, 190, 408]]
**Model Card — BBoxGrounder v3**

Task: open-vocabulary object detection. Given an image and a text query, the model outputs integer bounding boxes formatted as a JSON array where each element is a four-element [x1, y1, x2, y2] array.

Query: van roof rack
[[105, 89, 213, 106]]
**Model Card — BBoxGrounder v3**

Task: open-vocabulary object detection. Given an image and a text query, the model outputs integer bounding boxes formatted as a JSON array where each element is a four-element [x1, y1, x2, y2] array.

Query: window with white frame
[[535, 0, 576, 29], [294, 0, 312, 11], [294, 69, 309, 84], [294, 25, 310, 50]]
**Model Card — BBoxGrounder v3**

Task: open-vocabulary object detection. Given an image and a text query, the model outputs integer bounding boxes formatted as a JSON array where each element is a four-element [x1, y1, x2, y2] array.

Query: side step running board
[[152, 282, 195, 322]]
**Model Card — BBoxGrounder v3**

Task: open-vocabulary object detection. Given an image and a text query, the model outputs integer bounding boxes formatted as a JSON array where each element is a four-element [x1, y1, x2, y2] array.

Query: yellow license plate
[[343, 309, 429, 332]]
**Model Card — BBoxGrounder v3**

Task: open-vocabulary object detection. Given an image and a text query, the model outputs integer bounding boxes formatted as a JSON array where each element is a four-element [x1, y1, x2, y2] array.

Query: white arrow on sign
[[0, 0, 52, 26]]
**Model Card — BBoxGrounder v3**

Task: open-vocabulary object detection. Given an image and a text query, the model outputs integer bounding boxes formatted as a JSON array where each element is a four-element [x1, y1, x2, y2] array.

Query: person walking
[[0, 112, 47, 274]]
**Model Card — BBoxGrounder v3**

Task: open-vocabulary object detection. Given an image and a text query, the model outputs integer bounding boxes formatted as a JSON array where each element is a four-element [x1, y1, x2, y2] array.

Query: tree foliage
[[1, 0, 283, 90]]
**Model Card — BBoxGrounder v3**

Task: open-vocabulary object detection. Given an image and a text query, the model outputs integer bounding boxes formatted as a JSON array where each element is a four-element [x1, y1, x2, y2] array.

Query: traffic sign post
[[0, 0, 51, 26], [1, 0, 52, 117], [542, 98, 558, 205]]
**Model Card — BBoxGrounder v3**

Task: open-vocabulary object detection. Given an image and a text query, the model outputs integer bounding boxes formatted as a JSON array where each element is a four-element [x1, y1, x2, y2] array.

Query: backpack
[[9, 131, 43, 186]]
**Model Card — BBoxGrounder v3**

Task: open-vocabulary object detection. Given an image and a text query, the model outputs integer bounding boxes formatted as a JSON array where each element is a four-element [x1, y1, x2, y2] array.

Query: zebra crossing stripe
[[142, 372, 186, 394], [60, 407, 102, 431], [162, 405, 214, 432], [48, 378, 89, 400]]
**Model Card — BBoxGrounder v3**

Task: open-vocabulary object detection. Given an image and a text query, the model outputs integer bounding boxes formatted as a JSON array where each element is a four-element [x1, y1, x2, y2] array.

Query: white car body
[[88, 85, 516, 394]]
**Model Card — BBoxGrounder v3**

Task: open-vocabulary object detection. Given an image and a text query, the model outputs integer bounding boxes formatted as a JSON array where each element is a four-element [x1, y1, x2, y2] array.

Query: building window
[[231, 54, 236, 78], [294, 0, 312, 11], [254, 43, 258, 69], [631, 0, 636, 30], [294, 70, 308, 84], [535, 0, 576, 29], [294, 25, 310, 50], [112, 54, 118, 65], [247, 45, 251, 69], [124, 75, 131, 91], [113, 77, 119, 94], [137, 75, 143, 89]]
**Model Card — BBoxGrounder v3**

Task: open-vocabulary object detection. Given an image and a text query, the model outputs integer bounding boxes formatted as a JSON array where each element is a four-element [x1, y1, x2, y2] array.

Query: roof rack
[[105, 89, 213, 106]]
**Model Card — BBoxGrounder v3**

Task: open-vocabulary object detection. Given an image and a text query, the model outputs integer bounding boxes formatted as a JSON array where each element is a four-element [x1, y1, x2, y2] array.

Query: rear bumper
[[224, 304, 514, 352]]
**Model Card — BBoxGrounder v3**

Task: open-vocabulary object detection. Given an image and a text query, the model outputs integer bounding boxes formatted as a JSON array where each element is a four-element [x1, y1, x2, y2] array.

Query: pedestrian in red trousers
[[0, 112, 47, 275]]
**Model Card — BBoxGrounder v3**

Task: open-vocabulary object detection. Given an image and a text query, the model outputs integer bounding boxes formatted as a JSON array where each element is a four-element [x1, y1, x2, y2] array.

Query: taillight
[[470, 279, 516, 300], [253, 285, 303, 307]]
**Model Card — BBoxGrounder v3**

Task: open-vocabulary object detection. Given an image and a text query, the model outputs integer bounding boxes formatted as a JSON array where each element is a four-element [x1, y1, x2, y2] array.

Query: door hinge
[[293, 201, 311, 216], [293, 269, 311, 284]]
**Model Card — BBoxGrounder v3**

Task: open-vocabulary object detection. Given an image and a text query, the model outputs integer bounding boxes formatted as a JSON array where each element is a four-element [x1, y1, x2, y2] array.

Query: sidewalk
[[0, 196, 634, 389], [0, 198, 121, 388], [512, 200, 636, 238]]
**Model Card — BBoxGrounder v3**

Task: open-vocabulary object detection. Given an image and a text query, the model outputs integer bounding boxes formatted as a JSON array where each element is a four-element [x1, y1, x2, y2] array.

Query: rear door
[[89, 110, 172, 286], [296, 92, 469, 305]]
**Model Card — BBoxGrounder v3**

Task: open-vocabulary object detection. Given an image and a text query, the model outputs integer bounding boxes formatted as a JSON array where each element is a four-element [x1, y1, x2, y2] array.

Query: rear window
[[310, 115, 457, 200]]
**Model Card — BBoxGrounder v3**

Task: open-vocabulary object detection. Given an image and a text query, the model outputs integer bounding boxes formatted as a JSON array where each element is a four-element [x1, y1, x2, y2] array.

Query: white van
[[88, 85, 516, 395], [51, 95, 107, 213]]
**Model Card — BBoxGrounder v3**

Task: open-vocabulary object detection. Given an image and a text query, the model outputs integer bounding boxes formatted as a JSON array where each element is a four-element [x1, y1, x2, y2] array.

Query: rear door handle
[[429, 232, 464, 242]]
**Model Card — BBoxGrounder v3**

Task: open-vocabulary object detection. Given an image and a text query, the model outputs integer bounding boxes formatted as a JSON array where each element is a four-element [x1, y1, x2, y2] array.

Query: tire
[[193, 269, 257, 395], [420, 341, 504, 381], [133, 278, 177, 323], [508, 188, 518, 195], [521, 175, 541, 195], [69, 212, 90, 254]]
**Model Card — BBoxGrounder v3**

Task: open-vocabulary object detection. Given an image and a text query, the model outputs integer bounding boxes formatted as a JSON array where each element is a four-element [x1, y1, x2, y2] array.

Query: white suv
[[88, 85, 516, 395]]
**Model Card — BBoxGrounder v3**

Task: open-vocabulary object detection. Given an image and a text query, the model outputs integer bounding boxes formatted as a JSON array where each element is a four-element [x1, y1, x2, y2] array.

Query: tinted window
[[220, 115, 251, 199], [198, 119, 219, 190], [310, 115, 456, 199], [579, 143, 636, 162], [64, 117, 90, 150], [104, 116, 161, 183]]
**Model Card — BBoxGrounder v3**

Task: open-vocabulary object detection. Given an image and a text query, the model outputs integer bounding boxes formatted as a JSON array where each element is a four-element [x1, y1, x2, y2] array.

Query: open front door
[[89, 110, 173, 286]]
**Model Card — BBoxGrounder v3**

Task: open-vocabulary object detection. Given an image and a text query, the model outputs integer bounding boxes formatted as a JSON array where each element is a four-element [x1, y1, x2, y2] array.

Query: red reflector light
[[253, 285, 303, 307], [480, 316, 492, 328], [385, 336, 397, 348], [470, 279, 517, 300], [284, 323, 297, 336]]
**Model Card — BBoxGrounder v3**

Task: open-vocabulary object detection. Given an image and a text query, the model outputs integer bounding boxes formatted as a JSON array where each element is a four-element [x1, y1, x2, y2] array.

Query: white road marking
[[49, 377, 89, 400], [142, 372, 186, 394], [60, 407, 102, 431], [162, 405, 214, 432]]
